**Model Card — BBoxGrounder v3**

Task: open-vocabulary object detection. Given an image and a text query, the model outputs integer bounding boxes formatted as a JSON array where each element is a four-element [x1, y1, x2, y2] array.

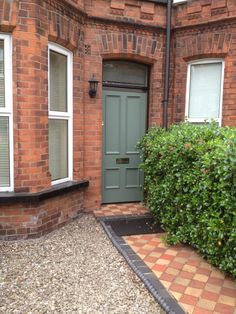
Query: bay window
[[185, 60, 224, 126], [48, 44, 73, 184], [0, 34, 13, 191]]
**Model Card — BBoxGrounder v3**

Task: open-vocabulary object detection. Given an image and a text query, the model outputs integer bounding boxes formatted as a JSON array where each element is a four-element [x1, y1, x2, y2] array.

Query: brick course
[[1, 0, 236, 239], [0, 190, 84, 241]]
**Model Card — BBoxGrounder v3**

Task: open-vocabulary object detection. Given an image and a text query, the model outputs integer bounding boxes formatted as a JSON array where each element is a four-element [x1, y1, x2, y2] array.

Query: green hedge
[[138, 123, 236, 279]]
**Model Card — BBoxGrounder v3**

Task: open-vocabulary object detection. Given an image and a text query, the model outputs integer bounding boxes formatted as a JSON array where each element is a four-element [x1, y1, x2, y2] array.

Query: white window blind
[[186, 60, 224, 125], [48, 44, 73, 185], [49, 51, 67, 112], [0, 35, 13, 191], [49, 119, 68, 181], [0, 117, 10, 187], [0, 40, 5, 108]]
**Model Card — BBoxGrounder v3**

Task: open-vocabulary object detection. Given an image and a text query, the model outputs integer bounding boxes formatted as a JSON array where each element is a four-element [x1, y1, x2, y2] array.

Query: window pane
[[0, 40, 5, 108], [189, 63, 222, 119], [0, 117, 10, 187], [49, 51, 67, 112], [49, 119, 68, 181], [103, 61, 148, 87]]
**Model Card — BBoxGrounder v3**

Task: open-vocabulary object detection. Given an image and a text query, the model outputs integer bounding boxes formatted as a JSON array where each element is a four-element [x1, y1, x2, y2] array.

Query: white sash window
[[48, 44, 73, 185], [0, 34, 13, 191], [186, 60, 224, 126]]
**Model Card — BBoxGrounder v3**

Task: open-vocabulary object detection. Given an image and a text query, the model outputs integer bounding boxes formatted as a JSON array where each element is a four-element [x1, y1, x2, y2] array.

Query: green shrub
[[138, 122, 236, 279]]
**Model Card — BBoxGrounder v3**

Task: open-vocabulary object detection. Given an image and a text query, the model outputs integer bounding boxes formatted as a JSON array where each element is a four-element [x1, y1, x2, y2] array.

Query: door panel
[[102, 90, 147, 203], [126, 95, 145, 154], [125, 168, 140, 188], [104, 168, 120, 189], [105, 95, 121, 154]]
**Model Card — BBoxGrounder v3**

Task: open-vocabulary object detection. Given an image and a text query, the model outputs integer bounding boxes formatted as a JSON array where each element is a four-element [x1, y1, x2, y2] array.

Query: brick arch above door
[[95, 31, 164, 62], [84, 26, 165, 125]]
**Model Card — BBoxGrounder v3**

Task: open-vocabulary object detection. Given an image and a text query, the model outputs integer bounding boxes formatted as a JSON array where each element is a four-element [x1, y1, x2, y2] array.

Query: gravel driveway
[[0, 214, 164, 314]]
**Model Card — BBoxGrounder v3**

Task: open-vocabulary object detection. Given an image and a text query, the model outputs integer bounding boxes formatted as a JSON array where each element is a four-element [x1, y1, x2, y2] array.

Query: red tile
[[170, 261, 184, 270], [189, 279, 206, 289], [179, 270, 195, 280], [144, 256, 158, 263], [160, 273, 175, 282], [177, 251, 192, 258], [187, 259, 201, 267], [215, 303, 235, 314], [133, 242, 146, 247], [152, 247, 165, 254], [180, 294, 199, 305], [208, 277, 224, 286], [221, 287, 236, 298], [197, 267, 211, 276], [148, 240, 161, 246], [193, 308, 213, 314], [201, 290, 219, 302], [162, 254, 175, 261], [170, 245, 183, 252], [170, 283, 186, 293], [126, 236, 138, 241], [138, 249, 152, 255], [223, 278, 236, 289], [152, 264, 167, 272], [142, 235, 155, 240]]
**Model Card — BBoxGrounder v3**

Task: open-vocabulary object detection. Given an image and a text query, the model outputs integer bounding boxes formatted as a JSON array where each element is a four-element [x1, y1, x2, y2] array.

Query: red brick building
[[0, 0, 235, 240]]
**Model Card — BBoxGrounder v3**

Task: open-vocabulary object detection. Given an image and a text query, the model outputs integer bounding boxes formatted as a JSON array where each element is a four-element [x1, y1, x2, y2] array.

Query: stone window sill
[[0, 180, 89, 204]]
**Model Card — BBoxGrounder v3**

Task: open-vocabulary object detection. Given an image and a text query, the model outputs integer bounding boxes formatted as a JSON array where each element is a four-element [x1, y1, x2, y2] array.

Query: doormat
[[99, 214, 186, 314], [102, 214, 163, 236]]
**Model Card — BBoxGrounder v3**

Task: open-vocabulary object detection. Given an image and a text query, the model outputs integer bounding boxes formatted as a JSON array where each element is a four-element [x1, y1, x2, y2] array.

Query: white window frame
[[0, 34, 13, 192], [173, 0, 187, 4], [185, 59, 225, 126], [48, 43, 73, 185]]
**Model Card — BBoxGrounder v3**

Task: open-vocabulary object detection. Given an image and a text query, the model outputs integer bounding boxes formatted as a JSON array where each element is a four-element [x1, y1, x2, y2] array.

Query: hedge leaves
[[138, 123, 236, 279]]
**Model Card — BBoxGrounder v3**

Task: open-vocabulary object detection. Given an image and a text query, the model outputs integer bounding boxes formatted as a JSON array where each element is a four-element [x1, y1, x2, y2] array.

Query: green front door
[[102, 90, 147, 203]]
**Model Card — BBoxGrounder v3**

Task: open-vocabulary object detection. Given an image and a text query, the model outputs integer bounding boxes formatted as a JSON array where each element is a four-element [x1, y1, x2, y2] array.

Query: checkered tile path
[[93, 203, 149, 217], [124, 234, 236, 314]]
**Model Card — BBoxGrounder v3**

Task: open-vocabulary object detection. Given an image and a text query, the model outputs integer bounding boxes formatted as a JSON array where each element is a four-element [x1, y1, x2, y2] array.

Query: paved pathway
[[95, 203, 236, 314]]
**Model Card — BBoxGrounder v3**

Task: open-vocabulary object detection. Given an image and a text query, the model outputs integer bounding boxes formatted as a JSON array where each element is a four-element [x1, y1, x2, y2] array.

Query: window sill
[[0, 180, 89, 204]]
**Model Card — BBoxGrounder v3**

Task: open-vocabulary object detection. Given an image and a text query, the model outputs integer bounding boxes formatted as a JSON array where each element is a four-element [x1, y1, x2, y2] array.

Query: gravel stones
[[0, 214, 164, 314]]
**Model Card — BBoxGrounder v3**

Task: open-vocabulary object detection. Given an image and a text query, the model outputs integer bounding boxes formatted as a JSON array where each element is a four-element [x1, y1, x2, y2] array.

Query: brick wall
[[85, 0, 166, 28], [172, 0, 236, 126], [174, 0, 236, 28], [0, 190, 84, 241]]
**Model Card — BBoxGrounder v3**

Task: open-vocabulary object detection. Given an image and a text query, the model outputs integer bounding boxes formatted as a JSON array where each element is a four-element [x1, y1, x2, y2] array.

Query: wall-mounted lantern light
[[89, 74, 99, 98]]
